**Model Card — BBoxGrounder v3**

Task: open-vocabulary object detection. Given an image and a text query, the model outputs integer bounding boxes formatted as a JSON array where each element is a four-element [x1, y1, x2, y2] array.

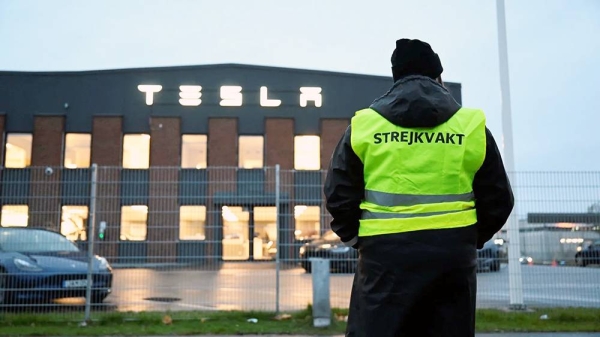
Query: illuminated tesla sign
[[137, 85, 322, 108]]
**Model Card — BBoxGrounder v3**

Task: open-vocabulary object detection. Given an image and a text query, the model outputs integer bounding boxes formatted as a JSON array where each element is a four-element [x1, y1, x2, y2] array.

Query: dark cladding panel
[[238, 114, 265, 134], [121, 169, 149, 205], [237, 169, 265, 196], [180, 115, 209, 134], [0, 65, 462, 141], [179, 169, 207, 204], [446, 83, 462, 105], [294, 171, 322, 205], [294, 113, 318, 135], [123, 112, 151, 134], [1, 169, 30, 205], [61, 168, 91, 205]]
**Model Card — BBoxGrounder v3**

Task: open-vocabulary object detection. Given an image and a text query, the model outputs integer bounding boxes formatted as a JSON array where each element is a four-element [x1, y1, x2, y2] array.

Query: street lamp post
[[496, 0, 525, 309]]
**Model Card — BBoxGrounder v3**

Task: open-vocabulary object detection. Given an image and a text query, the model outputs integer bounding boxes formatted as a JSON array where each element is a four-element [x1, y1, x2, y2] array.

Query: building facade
[[0, 64, 462, 264]]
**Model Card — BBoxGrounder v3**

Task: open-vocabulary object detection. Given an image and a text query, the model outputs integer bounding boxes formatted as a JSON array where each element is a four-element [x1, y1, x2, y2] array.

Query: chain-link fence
[[0, 166, 599, 320]]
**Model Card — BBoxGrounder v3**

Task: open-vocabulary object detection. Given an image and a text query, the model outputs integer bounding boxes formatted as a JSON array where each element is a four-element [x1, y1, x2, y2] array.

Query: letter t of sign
[[138, 85, 163, 105]]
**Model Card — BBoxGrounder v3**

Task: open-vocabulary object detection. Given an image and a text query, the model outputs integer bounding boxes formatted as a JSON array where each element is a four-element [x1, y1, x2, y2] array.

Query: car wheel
[[490, 260, 501, 272], [91, 292, 108, 304], [0, 269, 7, 305], [302, 262, 312, 273]]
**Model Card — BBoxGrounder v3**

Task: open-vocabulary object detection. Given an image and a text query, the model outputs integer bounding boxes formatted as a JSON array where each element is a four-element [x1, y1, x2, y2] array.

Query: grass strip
[[0, 307, 598, 336]]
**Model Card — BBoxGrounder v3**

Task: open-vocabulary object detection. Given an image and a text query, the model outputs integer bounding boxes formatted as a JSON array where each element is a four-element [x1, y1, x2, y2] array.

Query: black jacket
[[324, 75, 514, 249]]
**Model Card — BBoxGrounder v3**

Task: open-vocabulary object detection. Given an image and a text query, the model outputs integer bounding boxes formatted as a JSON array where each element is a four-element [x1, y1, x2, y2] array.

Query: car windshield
[[0, 229, 79, 253]]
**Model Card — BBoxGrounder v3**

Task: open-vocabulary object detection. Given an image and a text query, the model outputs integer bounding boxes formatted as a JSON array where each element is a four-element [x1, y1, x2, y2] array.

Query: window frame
[[64, 133, 92, 169], [293, 135, 321, 170], [0, 205, 29, 227], [181, 134, 208, 169], [4, 133, 33, 168], [122, 134, 151, 169], [238, 135, 265, 169], [179, 205, 207, 241], [119, 205, 149, 241]]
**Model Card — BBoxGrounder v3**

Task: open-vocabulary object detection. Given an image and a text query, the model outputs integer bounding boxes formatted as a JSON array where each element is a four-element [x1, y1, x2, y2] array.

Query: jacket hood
[[369, 75, 461, 128]]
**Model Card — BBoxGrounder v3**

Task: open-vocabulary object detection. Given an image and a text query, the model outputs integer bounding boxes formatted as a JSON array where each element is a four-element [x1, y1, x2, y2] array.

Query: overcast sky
[[1, 0, 599, 171]]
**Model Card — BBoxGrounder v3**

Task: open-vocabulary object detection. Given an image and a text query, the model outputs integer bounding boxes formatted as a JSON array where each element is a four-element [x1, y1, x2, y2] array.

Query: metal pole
[[311, 258, 331, 328], [83, 164, 98, 323], [275, 164, 281, 314], [496, 0, 524, 309]]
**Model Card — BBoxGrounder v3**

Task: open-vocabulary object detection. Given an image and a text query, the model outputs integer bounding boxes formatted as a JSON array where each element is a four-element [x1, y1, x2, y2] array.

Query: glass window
[[123, 134, 150, 169], [120, 205, 148, 241], [61, 206, 88, 241], [4, 134, 32, 168], [253, 206, 278, 260], [294, 205, 321, 240], [179, 206, 206, 240], [294, 135, 320, 170], [238, 136, 264, 169], [1, 205, 29, 227], [181, 135, 207, 169], [64, 133, 91, 169]]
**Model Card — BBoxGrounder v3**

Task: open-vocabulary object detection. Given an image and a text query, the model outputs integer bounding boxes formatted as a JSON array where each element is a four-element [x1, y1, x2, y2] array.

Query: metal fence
[[0, 166, 599, 320]]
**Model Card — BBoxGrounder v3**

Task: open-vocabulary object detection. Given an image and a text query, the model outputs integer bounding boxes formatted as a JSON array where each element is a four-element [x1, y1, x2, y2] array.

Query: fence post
[[83, 164, 98, 324], [275, 164, 281, 314], [311, 258, 331, 327]]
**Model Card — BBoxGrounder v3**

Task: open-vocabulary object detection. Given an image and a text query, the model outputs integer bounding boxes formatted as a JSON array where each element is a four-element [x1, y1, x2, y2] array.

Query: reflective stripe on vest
[[365, 190, 474, 207], [350, 107, 487, 237]]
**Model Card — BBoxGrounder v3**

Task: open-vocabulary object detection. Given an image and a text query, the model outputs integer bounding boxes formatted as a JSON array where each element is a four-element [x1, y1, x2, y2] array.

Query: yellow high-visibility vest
[[350, 107, 487, 237]]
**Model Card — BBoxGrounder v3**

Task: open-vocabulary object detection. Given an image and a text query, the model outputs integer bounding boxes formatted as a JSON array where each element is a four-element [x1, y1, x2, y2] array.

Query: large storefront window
[[1, 205, 29, 227], [222, 206, 277, 260], [61, 206, 88, 241], [123, 134, 150, 169], [294, 205, 321, 240], [181, 135, 207, 169], [4, 134, 32, 168], [238, 136, 264, 169], [179, 205, 206, 240], [120, 205, 148, 241], [222, 206, 249, 260], [294, 136, 320, 170], [64, 133, 91, 168], [253, 206, 277, 260]]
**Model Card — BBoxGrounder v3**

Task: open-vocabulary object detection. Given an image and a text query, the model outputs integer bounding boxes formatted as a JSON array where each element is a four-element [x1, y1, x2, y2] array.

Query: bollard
[[310, 258, 331, 328]]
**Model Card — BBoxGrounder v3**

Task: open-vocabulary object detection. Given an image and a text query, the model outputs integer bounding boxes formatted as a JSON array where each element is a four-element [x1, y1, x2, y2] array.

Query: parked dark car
[[299, 231, 503, 273], [299, 230, 358, 273], [0, 227, 113, 305], [477, 239, 502, 272], [575, 240, 600, 267]]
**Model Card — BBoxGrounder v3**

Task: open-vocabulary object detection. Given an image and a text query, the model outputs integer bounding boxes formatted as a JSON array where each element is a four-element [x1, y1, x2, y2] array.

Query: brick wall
[[320, 119, 349, 170], [206, 118, 238, 260], [148, 117, 180, 263], [92, 116, 123, 261], [29, 116, 64, 231]]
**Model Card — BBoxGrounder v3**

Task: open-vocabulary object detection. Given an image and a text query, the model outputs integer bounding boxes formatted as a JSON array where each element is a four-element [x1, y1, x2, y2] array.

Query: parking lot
[[90, 263, 600, 312]]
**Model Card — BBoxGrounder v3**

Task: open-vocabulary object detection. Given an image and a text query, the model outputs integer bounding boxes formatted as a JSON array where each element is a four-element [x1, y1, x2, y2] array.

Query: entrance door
[[221, 206, 278, 261]]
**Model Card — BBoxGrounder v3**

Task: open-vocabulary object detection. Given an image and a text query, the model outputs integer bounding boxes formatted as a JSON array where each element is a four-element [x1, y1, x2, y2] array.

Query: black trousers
[[345, 245, 477, 337]]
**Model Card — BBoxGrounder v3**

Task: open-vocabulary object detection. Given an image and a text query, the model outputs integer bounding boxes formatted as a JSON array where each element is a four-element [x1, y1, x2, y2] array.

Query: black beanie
[[391, 39, 443, 81]]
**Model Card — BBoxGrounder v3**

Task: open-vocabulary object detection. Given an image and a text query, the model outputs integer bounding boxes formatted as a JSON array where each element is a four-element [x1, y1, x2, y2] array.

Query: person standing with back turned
[[324, 38, 514, 337]]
